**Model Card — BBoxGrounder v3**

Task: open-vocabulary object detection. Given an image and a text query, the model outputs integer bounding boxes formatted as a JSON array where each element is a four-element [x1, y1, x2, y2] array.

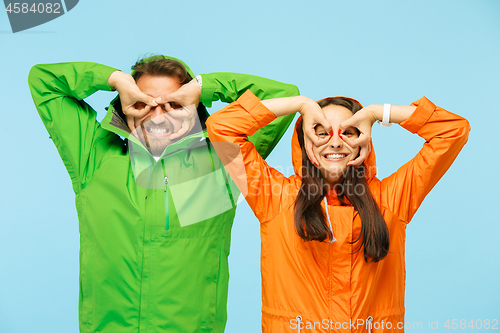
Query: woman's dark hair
[[112, 55, 208, 130], [294, 98, 390, 262]]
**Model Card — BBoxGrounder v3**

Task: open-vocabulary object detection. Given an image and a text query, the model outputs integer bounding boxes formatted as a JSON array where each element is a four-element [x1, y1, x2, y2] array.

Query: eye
[[342, 128, 357, 136], [314, 125, 328, 137], [134, 102, 146, 110], [169, 102, 182, 109]]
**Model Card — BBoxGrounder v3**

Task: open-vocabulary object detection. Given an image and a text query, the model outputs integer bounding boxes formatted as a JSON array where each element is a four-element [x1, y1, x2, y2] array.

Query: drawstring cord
[[367, 316, 374, 333], [323, 196, 336, 243], [296, 316, 302, 333]]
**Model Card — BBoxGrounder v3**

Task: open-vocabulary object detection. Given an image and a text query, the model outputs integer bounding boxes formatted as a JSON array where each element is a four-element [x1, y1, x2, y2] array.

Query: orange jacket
[[206, 90, 470, 333]]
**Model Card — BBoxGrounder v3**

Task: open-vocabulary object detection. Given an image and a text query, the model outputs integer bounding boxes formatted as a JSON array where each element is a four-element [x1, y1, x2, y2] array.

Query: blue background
[[1, 0, 499, 332]]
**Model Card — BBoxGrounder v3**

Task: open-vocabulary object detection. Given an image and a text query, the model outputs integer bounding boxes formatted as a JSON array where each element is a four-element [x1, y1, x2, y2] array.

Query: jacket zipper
[[161, 159, 169, 232]]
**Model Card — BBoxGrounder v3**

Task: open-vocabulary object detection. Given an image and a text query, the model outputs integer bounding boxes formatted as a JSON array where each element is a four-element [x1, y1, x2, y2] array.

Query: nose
[[329, 129, 343, 148], [150, 104, 166, 124]]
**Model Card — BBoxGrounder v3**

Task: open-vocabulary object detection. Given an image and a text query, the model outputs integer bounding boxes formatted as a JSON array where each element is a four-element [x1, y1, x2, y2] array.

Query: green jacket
[[28, 57, 298, 333]]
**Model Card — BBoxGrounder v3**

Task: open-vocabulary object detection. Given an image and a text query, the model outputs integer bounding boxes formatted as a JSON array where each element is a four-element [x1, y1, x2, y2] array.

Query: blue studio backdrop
[[0, 1, 499, 332]]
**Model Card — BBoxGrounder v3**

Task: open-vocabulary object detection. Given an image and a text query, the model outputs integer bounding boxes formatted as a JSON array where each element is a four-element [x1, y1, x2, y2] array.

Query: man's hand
[[159, 78, 202, 140], [108, 71, 158, 131]]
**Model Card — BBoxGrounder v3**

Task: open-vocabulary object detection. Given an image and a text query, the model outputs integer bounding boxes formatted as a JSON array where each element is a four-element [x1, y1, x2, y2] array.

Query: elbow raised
[[454, 117, 471, 146], [205, 113, 215, 133], [28, 64, 42, 84]]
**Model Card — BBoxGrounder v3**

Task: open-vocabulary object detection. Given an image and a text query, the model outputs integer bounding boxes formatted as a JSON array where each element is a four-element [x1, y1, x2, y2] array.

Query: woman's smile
[[322, 152, 349, 161]]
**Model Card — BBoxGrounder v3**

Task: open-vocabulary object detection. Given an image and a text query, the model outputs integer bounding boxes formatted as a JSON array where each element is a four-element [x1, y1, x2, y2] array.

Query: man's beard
[[133, 115, 176, 157]]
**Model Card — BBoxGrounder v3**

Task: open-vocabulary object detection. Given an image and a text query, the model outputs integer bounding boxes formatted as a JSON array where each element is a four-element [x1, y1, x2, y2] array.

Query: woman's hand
[[108, 71, 158, 131], [159, 78, 201, 140], [299, 99, 332, 167], [260, 96, 331, 166], [339, 106, 378, 167]]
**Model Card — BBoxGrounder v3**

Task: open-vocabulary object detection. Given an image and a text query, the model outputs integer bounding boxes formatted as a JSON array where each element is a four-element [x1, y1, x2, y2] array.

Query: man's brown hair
[[131, 56, 192, 84]]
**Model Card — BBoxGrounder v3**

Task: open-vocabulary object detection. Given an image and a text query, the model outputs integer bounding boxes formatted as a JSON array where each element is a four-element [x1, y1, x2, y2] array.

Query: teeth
[[147, 127, 168, 134], [325, 154, 346, 159]]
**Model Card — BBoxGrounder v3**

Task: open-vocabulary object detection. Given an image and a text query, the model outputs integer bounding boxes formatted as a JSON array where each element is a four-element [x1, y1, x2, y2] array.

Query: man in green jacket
[[28, 55, 298, 333]]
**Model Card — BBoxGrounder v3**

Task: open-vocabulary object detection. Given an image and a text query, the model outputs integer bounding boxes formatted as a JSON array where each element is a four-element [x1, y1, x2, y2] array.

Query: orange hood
[[291, 97, 378, 180]]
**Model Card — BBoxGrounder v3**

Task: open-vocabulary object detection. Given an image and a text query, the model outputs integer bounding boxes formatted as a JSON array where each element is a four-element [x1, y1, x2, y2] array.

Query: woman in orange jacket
[[206, 90, 470, 333]]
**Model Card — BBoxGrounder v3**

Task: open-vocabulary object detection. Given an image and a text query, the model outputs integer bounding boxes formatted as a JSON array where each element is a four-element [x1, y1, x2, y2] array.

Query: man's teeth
[[147, 127, 168, 134], [325, 154, 346, 159]]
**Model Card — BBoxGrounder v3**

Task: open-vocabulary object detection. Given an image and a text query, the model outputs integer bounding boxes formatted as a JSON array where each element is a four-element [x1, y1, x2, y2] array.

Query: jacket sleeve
[[28, 62, 119, 192], [200, 72, 299, 159], [380, 97, 470, 223], [206, 90, 293, 223]]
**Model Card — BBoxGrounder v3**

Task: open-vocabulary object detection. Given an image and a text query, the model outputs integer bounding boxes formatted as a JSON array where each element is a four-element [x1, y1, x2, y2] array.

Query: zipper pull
[[161, 159, 170, 232]]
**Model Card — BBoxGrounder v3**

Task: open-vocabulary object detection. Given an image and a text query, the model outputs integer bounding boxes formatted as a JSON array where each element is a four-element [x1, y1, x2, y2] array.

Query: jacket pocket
[[151, 233, 222, 332]]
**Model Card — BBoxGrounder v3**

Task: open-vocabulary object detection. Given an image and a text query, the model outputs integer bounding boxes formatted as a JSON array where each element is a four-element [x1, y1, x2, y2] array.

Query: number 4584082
[[443, 319, 498, 330], [5, 3, 61, 14]]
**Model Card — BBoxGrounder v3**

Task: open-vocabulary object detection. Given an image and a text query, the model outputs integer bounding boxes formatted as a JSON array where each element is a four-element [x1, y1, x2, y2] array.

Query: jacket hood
[[291, 97, 377, 180], [101, 55, 198, 140]]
